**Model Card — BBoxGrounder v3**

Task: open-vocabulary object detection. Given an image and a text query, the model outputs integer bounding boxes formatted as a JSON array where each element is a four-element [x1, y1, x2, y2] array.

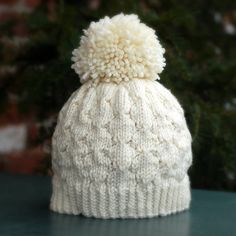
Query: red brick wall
[[0, 0, 55, 175]]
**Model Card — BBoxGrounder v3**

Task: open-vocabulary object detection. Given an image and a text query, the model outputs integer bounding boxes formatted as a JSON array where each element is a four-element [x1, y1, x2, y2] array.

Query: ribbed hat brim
[[50, 175, 191, 219]]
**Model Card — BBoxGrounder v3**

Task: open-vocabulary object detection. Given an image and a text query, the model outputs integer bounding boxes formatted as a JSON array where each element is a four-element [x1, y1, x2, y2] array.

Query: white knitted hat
[[50, 13, 192, 219]]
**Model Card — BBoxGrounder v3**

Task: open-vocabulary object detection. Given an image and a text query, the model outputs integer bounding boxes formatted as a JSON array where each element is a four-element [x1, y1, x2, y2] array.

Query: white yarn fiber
[[71, 13, 165, 84], [51, 14, 192, 219], [51, 79, 192, 218]]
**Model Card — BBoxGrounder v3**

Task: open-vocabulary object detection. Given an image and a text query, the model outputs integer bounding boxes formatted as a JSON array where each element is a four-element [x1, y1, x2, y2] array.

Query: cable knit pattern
[[50, 79, 192, 218], [51, 13, 192, 219]]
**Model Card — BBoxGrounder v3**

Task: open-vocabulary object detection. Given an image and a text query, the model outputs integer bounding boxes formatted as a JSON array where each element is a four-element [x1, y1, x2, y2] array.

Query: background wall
[[0, 0, 235, 191]]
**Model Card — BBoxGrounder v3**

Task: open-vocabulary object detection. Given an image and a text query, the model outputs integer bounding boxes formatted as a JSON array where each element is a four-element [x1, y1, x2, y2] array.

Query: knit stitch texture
[[50, 79, 192, 218], [50, 13, 192, 219]]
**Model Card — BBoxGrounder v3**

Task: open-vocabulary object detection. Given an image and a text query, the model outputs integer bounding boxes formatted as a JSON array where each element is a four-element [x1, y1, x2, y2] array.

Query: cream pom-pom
[[71, 13, 166, 84]]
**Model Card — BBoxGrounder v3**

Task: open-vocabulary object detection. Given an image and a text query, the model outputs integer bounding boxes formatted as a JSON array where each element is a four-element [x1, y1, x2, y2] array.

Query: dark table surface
[[0, 174, 236, 236]]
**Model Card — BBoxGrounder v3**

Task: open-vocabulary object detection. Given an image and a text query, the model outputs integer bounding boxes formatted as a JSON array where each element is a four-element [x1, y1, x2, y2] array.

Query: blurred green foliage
[[0, 0, 236, 190]]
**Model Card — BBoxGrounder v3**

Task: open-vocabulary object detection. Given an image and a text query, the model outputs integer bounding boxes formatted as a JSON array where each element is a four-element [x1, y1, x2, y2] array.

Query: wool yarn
[[50, 13, 192, 219]]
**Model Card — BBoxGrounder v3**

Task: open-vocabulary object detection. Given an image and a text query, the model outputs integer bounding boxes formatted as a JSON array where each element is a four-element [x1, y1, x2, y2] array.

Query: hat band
[[50, 176, 191, 219]]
